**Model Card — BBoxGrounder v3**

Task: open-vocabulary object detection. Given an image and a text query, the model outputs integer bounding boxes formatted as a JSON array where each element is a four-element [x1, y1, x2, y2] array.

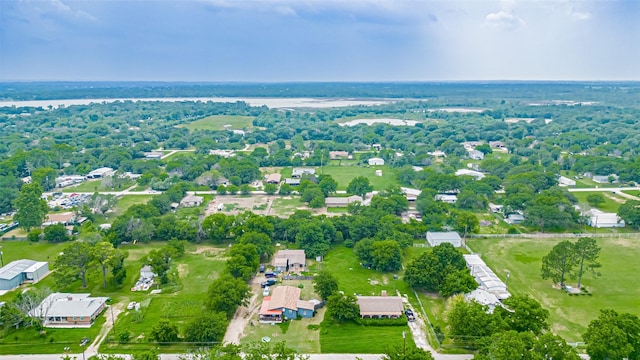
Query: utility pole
[[402, 331, 406, 355]]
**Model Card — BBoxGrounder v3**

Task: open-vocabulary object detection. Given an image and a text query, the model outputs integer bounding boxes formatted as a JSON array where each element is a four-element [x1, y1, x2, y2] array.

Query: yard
[[177, 115, 254, 131], [467, 236, 640, 343], [572, 191, 626, 213], [62, 179, 135, 193], [318, 165, 399, 191], [320, 319, 416, 354]]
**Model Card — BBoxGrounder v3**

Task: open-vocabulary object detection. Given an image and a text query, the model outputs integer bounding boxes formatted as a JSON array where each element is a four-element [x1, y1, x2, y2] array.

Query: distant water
[[0, 97, 392, 109]]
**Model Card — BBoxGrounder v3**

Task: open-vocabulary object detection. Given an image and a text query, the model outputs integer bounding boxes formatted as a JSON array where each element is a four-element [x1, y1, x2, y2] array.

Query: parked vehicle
[[405, 309, 415, 321], [263, 286, 270, 296], [260, 279, 277, 288], [265, 272, 277, 278], [259, 265, 265, 273]]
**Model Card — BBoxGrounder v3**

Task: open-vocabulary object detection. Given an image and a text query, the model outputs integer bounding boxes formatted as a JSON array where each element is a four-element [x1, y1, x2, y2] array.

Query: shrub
[[357, 317, 408, 326]]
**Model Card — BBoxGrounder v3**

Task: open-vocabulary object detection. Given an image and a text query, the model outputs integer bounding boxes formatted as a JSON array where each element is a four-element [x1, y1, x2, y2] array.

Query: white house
[[180, 194, 204, 207], [455, 169, 486, 180], [592, 174, 618, 184], [435, 194, 457, 204], [426, 231, 462, 247], [467, 150, 485, 160], [588, 209, 625, 228], [465, 288, 504, 314], [558, 176, 576, 186], [505, 214, 525, 224], [368, 158, 385, 166], [86, 167, 114, 179]]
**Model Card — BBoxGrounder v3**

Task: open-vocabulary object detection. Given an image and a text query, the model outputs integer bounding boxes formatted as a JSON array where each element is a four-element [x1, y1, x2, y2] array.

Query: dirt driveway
[[223, 275, 264, 344]]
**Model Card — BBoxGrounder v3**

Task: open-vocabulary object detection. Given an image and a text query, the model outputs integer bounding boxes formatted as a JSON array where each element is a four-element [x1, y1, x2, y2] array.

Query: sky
[[1, 0, 639, 81]]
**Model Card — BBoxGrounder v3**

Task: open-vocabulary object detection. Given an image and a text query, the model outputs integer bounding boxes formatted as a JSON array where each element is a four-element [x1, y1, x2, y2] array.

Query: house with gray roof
[[426, 231, 462, 247], [29, 293, 108, 327], [356, 294, 403, 319]]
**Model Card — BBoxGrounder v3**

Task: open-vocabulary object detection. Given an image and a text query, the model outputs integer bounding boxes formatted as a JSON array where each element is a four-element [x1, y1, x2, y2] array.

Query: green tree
[[54, 242, 94, 288], [369, 240, 403, 272], [313, 271, 339, 300], [346, 176, 373, 197], [43, 223, 70, 243], [532, 333, 581, 360], [573, 237, 601, 290], [27, 228, 42, 242], [238, 231, 273, 258], [295, 221, 329, 258], [404, 243, 470, 295], [473, 331, 533, 360], [202, 213, 234, 243], [110, 250, 128, 287], [318, 175, 338, 197], [150, 319, 179, 343], [91, 241, 116, 289], [326, 293, 360, 322], [618, 200, 640, 229], [206, 274, 250, 318], [475, 143, 493, 155], [226, 243, 260, 281], [264, 183, 278, 195], [13, 182, 48, 231], [586, 193, 606, 207], [382, 346, 435, 360], [147, 248, 172, 284], [583, 309, 640, 360], [540, 241, 576, 287], [31, 166, 57, 191], [497, 295, 549, 335], [279, 183, 292, 195], [183, 311, 227, 344], [438, 269, 478, 297], [446, 295, 505, 348]]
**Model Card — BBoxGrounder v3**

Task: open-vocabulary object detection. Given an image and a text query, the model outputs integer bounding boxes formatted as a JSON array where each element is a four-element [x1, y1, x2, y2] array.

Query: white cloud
[[485, 10, 525, 30]]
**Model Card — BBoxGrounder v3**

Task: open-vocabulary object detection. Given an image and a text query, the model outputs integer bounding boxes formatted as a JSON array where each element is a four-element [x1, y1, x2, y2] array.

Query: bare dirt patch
[[177, 263, 189, 278], [208, 195, 272, 216], [191, 246, 225, 255]]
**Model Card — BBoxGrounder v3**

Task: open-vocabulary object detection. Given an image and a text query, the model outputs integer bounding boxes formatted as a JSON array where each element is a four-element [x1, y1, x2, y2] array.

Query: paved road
[[0, 353, 474, 360]]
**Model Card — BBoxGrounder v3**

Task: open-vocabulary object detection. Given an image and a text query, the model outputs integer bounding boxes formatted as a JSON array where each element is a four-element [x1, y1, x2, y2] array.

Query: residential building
[[401, 187, 421, 202], [85, 167, 114, 179], [435, 194, 457, 204], [489, 141, 506, 149], [29, 293, 108, 327], [467, 150, 485, 160], [489, 203, 503, 213], [592, 174, 618, 184], [329, 151, 350, 160], [372, 144, 382, 151], [273, 250, 306, 272], [505, 214, 525, 224], [356, 294, 403, 319], [284, 178, 301, 186], [325, 195, 363, 208], [143, 152, 163, 160], [558, 176, 576, 187], [43, 212, 80, 226], [368, 158, 385, 166], [259, 286, 315, 323], [180, 194, 204, 207], [292, 168, 316, 178], [0, 260, 49, 291], [464, 254, 510, 300], [426, 232, 462, 247], [265, 173, 282, 184], [455, 169, 486, 180], [209, 149, 236, 158], [588, 209, 625, 228], [427, 151, 446, 157], [465, 288, 503, 314]]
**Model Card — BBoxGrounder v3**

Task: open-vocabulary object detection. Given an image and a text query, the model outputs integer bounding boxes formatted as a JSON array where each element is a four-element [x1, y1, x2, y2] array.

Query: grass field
[[622, 190, 640, 197], [62, 179, 135, 193], [318, 165, 398, 191], [572, 191, 626, 213], [467, 236, 640, 342], [320, 319, 415, 353], [178, 115, 254, 131]]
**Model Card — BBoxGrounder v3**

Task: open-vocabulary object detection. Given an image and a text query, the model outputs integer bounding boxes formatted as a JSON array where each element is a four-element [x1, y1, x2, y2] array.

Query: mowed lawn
[[178, 115, 254, 131], [468, 237, 640, 342], [571, 191, 626, 213], [319, 165, 398, 191]]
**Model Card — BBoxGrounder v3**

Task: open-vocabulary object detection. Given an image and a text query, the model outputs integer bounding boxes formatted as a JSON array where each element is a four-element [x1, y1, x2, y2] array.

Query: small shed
[[368, 158, 385, 166], [426, 231, 462, 247], [265, 174, 282, 184], [180, 194, 204, 207]]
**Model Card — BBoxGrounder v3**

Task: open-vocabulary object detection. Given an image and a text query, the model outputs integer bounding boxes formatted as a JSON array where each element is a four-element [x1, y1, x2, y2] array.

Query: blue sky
[[1, 0, 638, 81]]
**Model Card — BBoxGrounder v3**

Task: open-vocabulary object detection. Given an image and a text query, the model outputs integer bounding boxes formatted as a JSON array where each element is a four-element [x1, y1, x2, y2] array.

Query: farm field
[[468, 236, 640, 343], [178, 115, 254, 131]]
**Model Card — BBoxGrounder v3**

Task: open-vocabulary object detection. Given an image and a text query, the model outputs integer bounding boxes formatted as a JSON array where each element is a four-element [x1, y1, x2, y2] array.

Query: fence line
[[466, 232, 640, 239]]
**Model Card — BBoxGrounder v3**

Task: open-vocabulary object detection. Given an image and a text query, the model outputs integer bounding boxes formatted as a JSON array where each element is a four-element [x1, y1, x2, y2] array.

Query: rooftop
[[356, 296, 403, 316], [29, 293, 108, 318], [0, 259, 37, 280], [269, 286, 302, 311], [427, 231, 462, 241]]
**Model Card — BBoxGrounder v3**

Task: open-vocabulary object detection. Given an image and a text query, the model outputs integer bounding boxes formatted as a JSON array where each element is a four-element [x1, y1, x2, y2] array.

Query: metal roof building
[[0, 260, 49, 291], [464, 254, 510, 300], [426, 231, 462, 247]]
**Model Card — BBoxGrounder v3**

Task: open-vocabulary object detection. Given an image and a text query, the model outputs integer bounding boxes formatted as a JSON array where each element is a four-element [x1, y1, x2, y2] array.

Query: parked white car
[[263, 287, 270, 296]]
